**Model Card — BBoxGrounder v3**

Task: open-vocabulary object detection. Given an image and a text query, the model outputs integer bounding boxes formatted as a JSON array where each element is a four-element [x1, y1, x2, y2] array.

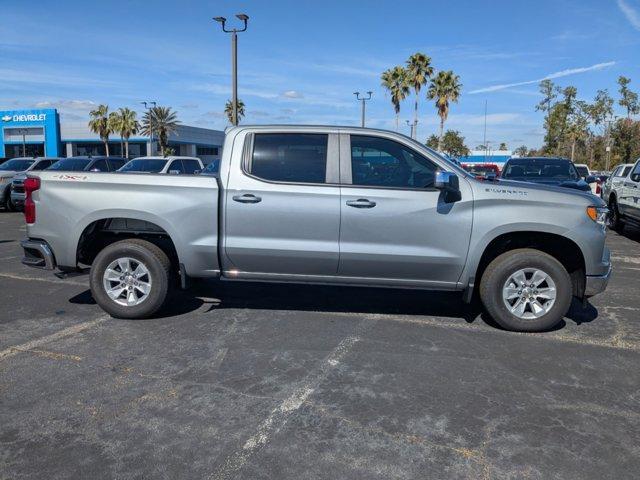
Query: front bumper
[[21, 239, 56, 270], [585, 264, 612, 297]]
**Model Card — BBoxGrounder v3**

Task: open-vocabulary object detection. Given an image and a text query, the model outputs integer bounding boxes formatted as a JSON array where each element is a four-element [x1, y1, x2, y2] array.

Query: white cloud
[[618, 0, 640, 30], [469, 61, 616, 94], [34, 100, 97, 110], [282, 90, 303, 99]]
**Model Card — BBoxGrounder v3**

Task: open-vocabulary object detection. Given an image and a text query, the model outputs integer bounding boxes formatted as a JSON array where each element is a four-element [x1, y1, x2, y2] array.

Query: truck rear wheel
[[479, 249, 572, 332], [90, 239, 171, 319]]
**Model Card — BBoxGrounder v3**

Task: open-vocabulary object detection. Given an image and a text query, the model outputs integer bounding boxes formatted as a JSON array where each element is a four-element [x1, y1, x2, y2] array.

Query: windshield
[[0, 159, 34, 171], [201, 160, 219, 175], [502, 159, 579, 181], [575, 165, 589, 178], [118, 159, 168, 173], [47, 158, 91, 171]]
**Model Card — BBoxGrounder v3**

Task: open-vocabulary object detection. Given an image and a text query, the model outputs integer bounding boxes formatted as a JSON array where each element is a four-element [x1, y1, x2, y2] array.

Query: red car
[[461, 163, 501, 179]]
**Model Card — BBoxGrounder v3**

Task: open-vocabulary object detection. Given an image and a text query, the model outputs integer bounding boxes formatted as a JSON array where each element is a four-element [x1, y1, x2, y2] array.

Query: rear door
[[223, 131, 340, 276], [337, 133, 473, 287]]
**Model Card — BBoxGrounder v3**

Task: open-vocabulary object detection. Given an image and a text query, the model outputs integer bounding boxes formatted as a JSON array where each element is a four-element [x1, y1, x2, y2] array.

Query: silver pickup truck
[[20, 126, 611, 332]]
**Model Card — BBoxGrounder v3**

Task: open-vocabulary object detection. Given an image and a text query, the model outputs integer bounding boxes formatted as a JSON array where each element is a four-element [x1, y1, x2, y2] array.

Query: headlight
[[587, 206, 608, 226]]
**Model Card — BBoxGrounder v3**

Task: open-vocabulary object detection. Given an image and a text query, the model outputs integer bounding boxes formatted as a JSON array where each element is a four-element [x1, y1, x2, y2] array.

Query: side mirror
[[435, 171, 461, 202], [585, 175, 597, 184], [168, 170, 181, 175]]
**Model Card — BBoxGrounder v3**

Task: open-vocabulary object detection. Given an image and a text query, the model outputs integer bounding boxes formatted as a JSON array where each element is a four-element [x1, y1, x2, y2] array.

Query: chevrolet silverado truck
[[19, 126, 611, 332], [608, 157, 640, 233]]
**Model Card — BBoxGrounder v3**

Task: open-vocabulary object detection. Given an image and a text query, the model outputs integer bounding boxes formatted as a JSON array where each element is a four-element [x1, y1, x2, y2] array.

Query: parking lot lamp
[[353, 91, 373, 127], [141, 101, 157, 155], [405, 119, 417, 139], [214, 14, 249, 126]]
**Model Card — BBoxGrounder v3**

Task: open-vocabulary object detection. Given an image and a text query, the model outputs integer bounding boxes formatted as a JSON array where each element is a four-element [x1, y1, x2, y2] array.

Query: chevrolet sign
[[3, 113, 47, 122]]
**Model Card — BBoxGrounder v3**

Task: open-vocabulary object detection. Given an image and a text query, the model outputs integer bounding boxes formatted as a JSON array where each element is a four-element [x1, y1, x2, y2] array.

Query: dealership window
[[196, 146, 219, 156], [249, 133, 328, 184]]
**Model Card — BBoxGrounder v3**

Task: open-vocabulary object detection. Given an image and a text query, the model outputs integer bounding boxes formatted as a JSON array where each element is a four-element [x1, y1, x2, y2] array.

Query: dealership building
[[0, 108, 224, 164]]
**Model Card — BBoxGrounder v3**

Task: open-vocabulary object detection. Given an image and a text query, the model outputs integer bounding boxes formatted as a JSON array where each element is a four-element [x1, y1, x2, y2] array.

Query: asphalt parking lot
[[1, 210, 639, 479]]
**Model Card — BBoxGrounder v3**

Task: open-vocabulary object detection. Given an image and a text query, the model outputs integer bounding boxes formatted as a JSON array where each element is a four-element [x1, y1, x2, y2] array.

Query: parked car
[[19, 126, 610, 332], [461, 163, 501, 179], [608, 158, 640, 233], [46, 156, 127, 173], [118, 156, 203, 174], [9, 158, 62, 210], [501, 157, 597, 193], [574, 163, 601, 195], [1, 157, 60, 211], [601, 163, 633, 203]]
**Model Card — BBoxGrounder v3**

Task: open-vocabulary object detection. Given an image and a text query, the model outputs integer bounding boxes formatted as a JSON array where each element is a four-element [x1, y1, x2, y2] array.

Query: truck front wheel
[[90, 239, 171, 319], [479, 249, 572, 332]]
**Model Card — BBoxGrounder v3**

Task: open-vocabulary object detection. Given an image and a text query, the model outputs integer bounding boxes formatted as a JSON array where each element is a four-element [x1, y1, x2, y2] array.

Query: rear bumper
[[585, 264, 612, 297], [21, 239, 56, 270]]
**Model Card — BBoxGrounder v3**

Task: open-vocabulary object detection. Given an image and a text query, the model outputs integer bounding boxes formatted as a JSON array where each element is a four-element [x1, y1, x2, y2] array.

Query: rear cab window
[[247, 133, 328, 184]]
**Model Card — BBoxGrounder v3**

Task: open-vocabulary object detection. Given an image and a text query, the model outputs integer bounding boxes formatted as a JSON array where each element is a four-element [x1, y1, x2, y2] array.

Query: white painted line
[[211, 322, 370, 480], [0, 272, 88, 287], [0, 316, 109, 361]]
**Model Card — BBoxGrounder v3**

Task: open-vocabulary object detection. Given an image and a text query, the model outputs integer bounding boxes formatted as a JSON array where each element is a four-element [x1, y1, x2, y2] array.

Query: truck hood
[[0, 171, 19, 178], [477, 178, 604, 206], [500, 177, 591, 192]]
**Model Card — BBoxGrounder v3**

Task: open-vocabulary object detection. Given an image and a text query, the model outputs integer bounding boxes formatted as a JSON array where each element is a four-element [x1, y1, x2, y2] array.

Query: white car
[[1, 157, 60, 211], [574, 163, 599, 195], [118, 156, 203, 174]]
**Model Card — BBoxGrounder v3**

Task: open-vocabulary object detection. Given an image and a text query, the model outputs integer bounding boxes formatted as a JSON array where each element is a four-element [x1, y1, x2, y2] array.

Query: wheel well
[[77, 218, 179, 270], [608, 192, 617, 204], [475, 232, 586, 298]]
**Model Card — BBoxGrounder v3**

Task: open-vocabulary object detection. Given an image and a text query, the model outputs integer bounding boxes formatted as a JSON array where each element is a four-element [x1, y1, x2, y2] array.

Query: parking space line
[[210, 319, 374, 480], [0, 316, 108, 361], [0, 272, 88, 287]]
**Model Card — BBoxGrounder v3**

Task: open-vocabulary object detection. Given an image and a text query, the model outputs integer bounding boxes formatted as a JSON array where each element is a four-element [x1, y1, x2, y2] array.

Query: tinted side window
[[250, 133, 327, 183], [183, 160, 200, 174], [108, 159, 126, 171], [31, 160, 52, 170], [350, 135, 437, 188], [622, 166, 633, 177], [90, 159, 108, 172], [168, 160, 185, 174]]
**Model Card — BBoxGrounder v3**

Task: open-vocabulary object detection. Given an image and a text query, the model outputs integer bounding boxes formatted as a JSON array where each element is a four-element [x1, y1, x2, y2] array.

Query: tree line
[[380, 53, 462, 151], [88, 105, 180, 157], [517, 76, 640, 170]]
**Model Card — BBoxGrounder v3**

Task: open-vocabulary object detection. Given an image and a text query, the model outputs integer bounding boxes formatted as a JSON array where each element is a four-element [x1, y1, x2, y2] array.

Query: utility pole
[[214, 14, 249, 126], [483, 99, 488, 161], [353, 91, 373, 127], [141, 101, 156, 155]]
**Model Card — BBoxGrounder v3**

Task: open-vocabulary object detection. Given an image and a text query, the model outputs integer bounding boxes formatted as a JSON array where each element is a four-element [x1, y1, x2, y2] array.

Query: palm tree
[[88, 105, 112, 156], [224, 99, 246, 125], [427, 71, 462, 151], [405, 53, 433, 139], [109, 108, 139, 158], [381, 66, 410, 131], [140, 106, 180, 156]]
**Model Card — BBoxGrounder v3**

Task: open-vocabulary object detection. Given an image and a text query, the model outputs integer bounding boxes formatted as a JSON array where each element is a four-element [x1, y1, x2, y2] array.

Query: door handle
[[346, 198, 376, 208], [233, 194, 262, 203]]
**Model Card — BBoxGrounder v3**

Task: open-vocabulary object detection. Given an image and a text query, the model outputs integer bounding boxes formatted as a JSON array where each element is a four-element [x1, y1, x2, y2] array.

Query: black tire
[[608, 197, 625, 233], [479, 249, 572, 332], [2, 186, 13, 212], [90, 239, 171, 319], [6, 196, 16, 212]]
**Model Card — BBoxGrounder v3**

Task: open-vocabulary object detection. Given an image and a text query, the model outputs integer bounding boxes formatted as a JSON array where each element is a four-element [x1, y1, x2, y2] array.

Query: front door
[[621, 160, 640, 220], [224, 131, 341, 276], [338, 134, 473, 287]]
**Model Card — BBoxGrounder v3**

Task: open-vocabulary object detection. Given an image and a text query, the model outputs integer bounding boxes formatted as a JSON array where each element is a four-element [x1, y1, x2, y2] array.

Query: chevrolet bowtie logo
[[1, 115, 11, 122]]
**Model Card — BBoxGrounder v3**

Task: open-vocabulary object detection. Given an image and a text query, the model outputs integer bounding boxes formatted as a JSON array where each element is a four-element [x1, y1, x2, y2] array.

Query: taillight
[[24, 177, 40, 224], [595, 179, 602, 195]]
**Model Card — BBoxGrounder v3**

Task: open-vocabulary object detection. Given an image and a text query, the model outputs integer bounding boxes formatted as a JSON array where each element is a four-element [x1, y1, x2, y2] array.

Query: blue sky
[[1, 0, 639, 148]]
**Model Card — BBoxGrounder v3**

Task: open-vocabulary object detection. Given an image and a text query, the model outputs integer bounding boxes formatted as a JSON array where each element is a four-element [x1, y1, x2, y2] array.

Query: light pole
[[214, 13, 249, 126], [353, 91, 372, 127], [405, 120, 418, 139], [141, 101, 156, 155]]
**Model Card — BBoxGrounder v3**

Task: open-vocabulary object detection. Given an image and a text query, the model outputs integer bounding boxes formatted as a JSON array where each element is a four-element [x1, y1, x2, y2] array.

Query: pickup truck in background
[[608, 158, 640, 233], [117, 156, 203, 174], [1, 157, 59, 211], [19, 126, 611, 332]]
